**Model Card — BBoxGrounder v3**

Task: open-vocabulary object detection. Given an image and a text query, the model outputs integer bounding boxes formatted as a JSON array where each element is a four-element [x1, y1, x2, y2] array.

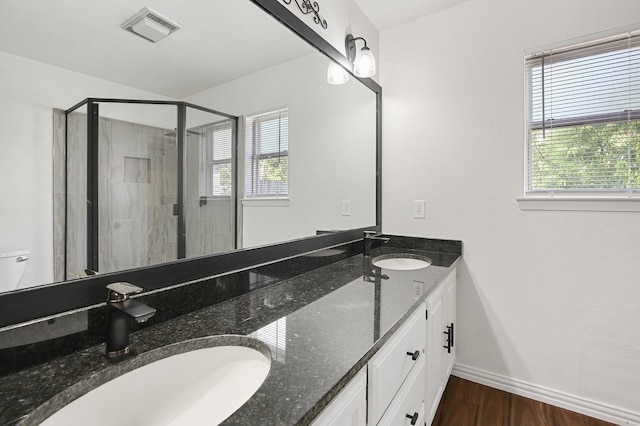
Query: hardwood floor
[[432, 376, 617, 426]]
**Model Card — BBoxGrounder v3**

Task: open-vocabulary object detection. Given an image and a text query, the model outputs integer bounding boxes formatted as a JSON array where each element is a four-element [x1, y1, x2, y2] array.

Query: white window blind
[[525, 30, 640, 193], [250, 317, 286, 363], [199, 119, 233, 197], [245, 108, 289, 197]]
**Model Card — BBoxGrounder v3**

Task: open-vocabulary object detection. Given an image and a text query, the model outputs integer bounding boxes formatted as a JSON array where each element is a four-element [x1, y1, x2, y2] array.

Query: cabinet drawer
[[311, 368, 367, 426], [378, 359, 426, 426], [368, 304, 426, 424]]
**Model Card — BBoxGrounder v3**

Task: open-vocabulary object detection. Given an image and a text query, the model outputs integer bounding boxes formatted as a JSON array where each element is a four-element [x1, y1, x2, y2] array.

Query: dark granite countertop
[[0, 246, 460, 426]]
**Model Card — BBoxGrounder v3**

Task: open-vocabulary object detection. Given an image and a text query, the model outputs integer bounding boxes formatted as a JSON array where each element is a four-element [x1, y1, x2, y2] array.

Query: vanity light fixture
[[345, 34, 376, 78], [327, 61, 349, 85]]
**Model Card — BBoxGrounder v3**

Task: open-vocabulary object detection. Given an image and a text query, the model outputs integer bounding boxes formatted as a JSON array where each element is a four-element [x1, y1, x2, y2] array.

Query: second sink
[[372, 253, 432, 271]]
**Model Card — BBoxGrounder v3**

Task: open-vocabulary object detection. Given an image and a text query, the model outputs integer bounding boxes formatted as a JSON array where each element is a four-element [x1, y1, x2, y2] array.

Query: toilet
[[0, 249, 30, 292]]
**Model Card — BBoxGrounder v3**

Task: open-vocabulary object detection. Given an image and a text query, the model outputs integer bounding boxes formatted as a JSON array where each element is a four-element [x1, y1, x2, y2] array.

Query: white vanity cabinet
[[312, 267, 457, 426], [425, 268, 457, 425], [311, 368, 367, 426], [368, 302, 426, 425], [443, 270, 457, 379]]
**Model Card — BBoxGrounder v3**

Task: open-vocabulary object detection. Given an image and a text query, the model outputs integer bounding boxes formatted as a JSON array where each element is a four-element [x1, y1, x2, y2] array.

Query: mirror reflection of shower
[[55, 99, 238, 281]]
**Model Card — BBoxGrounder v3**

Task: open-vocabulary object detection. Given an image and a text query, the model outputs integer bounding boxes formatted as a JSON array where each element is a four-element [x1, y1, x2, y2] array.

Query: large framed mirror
[[0, 0, 381, 327]]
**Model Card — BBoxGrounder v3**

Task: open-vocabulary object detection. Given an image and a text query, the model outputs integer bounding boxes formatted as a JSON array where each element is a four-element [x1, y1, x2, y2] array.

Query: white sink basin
[[41, 337, 271, 426], [372, 254, 431, 271]]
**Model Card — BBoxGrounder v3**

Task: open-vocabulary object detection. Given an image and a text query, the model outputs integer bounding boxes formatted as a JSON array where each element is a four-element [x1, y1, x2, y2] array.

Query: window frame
[[244, 107, 289, 199], [520, 27, 640, 211], [199, 119, 234, 200]]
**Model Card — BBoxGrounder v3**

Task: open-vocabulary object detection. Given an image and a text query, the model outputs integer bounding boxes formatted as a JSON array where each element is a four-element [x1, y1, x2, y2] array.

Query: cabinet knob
[[406, 350, 420, 361], [405, 412, 419, 425]]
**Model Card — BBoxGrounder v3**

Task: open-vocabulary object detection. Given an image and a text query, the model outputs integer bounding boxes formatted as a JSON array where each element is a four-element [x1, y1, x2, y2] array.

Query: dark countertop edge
[[296, 255, 461, 425]]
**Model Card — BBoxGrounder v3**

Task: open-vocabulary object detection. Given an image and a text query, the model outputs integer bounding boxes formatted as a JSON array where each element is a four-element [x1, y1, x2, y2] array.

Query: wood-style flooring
[[432, 376, 617, 426]]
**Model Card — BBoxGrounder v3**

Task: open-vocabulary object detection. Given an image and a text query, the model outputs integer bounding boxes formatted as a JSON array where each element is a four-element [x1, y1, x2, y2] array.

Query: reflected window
[[245, 108, 289, 197], [251, 317, 287, 363], [200, 119, 233, 197]]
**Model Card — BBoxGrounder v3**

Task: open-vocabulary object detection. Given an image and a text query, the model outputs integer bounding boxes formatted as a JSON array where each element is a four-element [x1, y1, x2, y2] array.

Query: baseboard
[[452, 363, 640, 426]]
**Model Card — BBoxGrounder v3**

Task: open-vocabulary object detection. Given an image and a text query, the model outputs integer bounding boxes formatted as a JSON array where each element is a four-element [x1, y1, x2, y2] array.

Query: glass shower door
[[184, 105, 236, 258], [64, 105, 88, 279], [96, 102, 178, 273], [61, 99, 238, 279]]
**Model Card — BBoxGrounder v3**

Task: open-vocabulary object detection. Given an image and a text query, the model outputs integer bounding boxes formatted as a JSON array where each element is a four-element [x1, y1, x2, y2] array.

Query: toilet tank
[[0, 249, 30, 292]]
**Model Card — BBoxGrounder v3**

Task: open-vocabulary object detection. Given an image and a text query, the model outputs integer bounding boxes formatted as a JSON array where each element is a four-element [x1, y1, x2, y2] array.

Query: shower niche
[[57, 99, 237, 281]]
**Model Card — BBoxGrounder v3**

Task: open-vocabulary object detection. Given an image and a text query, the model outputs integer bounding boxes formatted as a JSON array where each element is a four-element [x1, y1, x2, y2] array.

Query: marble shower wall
[[53, 110, 235, 280], [99, 117, 178, 272]]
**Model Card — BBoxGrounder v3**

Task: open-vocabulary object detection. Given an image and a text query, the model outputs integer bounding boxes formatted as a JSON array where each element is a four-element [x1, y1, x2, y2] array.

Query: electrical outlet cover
[[342, 200, 351, 216], [413, 200, 426, 219]]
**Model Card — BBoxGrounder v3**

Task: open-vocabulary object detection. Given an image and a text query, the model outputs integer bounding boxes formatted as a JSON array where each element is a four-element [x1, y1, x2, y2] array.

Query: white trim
[[241, 197, 290, 207], [452, 363, 640, 425], [516, 196, 640, 212]]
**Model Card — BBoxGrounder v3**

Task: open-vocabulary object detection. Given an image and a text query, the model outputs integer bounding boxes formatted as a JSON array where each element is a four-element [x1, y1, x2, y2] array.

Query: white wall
[[0, 51, 174, 289], [186, 53, 376, 248], [380, 0, 640, 421]]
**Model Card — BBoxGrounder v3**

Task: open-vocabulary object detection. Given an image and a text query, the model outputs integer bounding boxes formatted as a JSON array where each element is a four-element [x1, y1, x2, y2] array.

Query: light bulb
[[354, 46, 376, 78], [327, 61, 349, 85]]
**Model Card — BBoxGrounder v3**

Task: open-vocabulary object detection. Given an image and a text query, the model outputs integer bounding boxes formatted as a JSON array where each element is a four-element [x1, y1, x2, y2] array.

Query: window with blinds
[[525, 30, 640, 193], [199, 119, 233, 197], [245, 108, 289, 197]]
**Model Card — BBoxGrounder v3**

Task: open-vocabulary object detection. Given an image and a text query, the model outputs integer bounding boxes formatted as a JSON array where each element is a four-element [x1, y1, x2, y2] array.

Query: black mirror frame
[[0, 0, 382, 329]]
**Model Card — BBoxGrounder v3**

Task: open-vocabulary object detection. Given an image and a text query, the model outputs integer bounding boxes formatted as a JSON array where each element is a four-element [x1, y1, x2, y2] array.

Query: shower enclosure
[[61, 99, 238, 280]]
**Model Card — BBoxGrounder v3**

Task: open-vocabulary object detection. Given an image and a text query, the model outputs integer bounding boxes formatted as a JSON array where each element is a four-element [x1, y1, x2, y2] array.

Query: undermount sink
[[40, 336, 271, 426], [372, 254, 432, 271]]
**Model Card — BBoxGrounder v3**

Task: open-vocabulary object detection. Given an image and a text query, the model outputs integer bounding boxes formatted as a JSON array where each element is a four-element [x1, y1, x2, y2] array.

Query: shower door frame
[[64, 98, 239, 276]]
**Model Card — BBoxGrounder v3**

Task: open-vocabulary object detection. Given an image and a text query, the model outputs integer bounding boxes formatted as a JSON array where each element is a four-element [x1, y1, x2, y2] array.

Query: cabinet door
[[425, 283, 445, 424], [311, 368, 367, 426], [443, 270, 457, 380]]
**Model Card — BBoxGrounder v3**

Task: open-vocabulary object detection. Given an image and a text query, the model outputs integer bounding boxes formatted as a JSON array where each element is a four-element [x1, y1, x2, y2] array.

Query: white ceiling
[[0, 0, 314, 98], [354, 0, 472, 30]]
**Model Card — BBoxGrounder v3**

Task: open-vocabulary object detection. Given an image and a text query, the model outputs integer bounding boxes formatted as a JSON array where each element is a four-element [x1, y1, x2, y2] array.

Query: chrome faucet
[[106, 282, 156, 358], [363, 230, 390, 257]]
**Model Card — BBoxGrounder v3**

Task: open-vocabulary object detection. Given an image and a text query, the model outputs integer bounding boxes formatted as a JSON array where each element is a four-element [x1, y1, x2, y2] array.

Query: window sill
[[242, 197, 290, 207], [516, 196, 640, 212]]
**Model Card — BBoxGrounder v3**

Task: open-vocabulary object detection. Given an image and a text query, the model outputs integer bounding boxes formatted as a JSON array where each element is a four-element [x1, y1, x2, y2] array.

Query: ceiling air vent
[[121, 7, 181, 43]]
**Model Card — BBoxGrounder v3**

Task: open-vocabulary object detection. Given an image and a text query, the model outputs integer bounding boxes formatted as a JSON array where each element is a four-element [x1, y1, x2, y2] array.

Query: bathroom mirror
[[0, 0, 379, 299]]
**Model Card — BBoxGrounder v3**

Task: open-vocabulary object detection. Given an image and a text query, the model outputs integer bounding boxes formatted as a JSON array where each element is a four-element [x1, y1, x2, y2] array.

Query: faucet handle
[[107, 282, 143, 302]]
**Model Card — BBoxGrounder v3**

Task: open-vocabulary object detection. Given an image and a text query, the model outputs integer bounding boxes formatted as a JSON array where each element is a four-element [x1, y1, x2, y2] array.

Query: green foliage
[[530, 120, 640, 190], [260, 157, 288, 183], [215, 164, 232, 195]]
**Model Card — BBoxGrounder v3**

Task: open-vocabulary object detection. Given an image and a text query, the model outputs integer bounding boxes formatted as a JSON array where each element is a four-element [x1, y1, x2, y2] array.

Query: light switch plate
[[413, 200, 426, 219], [342, 200, 351, 216]]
